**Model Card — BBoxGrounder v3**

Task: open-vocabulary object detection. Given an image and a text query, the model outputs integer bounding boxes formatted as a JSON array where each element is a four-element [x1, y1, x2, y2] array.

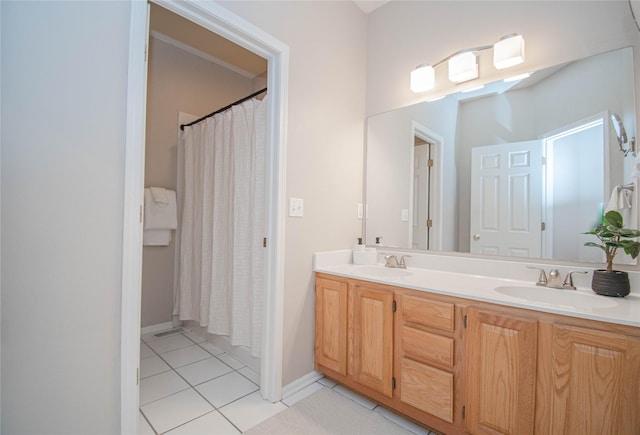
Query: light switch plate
[[401, 209, 409, 221], [289, 197, 304, 217]]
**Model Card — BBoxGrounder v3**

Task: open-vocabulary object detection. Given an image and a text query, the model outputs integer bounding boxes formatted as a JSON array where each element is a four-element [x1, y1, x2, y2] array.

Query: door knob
[[473, 234, 480, 240]]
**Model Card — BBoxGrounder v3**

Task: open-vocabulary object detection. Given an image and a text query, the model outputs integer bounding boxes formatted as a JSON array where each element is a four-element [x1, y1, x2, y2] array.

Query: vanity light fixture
[[448, 51, 478, 83], [410, 64, 435, 93], [410, 33, 526, 93], [494, 34, 525, 69]]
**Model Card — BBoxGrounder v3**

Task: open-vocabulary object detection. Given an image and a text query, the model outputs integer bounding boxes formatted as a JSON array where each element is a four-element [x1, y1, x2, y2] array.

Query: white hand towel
[[144, 188, 178, 230], [605, 187, 620, 213], [150, 187, 170, 205], [143, 229, 171, 246], [605, 185, 634, 230]]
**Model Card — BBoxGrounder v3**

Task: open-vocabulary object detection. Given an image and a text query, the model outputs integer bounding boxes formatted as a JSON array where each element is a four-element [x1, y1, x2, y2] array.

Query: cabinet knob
[[473, 234, 480, 241]]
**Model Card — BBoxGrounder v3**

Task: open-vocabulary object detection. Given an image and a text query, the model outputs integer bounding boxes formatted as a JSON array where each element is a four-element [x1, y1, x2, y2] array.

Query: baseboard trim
[[282, 370, 324, 399], [140, 321, 175, 336]]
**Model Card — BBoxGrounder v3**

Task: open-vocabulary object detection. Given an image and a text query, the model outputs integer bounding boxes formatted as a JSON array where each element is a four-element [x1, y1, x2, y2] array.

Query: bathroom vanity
[[313, 251, 640, 435]]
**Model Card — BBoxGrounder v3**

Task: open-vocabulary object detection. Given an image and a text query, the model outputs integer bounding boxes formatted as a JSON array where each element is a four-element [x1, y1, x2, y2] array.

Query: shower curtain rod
[[180, 87, 267, 131]]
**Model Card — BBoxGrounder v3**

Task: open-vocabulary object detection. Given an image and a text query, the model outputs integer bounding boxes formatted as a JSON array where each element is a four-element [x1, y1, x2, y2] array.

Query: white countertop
[[314, 251, 640, 328]]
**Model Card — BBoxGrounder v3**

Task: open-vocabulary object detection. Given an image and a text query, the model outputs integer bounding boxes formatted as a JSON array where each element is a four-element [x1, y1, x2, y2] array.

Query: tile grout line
[[141, 332, 266, 434]]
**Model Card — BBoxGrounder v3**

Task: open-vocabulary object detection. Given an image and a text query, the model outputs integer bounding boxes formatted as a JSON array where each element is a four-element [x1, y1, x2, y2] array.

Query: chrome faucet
[[527, 266, 587, 290], [562, 270, 588, 290], [546, 269, 564, 289], [527, 266, 548, 286], [385, 255, 410, 269]]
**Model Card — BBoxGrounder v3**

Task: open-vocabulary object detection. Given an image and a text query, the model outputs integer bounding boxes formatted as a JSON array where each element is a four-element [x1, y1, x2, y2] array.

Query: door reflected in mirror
[[364, 47, 637, 264]]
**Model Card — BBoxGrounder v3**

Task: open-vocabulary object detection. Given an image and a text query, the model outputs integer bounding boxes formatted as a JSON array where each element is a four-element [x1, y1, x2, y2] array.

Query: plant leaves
[[617, 240, 640, 258], [618, 229, 640, 238], [584, 209, 640, 262], [583, 242, 607, 252], [604, 210, 624, 228]]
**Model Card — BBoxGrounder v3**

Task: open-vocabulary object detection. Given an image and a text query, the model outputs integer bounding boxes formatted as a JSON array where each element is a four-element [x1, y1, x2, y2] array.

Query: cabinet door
[[352, 285, 394, 397], [465, 308, 538, 435], [550, 324, 640, 434], [315, 277, 348, 375]]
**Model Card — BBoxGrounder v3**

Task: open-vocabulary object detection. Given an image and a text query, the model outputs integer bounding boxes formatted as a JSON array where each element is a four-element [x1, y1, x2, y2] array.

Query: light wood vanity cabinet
[[314, 273, 640, 435], [314, 276, 396, 398], [464, 308, 537, 435], [547, 323, 640, 434], [315, 273, 466, 434]]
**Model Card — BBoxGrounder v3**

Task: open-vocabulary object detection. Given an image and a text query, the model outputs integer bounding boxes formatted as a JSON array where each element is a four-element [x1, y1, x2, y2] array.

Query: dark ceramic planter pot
[[591, 269, 630, 297]]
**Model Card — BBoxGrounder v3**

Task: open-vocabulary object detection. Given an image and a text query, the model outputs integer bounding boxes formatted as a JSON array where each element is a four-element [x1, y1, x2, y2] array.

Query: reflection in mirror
[[611, 112, 636, 156], [365, 47, 637, 264]]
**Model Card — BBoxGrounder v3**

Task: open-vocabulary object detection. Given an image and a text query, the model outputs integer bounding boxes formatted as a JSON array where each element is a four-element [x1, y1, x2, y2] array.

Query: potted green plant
[[584, 210, 640, 296]]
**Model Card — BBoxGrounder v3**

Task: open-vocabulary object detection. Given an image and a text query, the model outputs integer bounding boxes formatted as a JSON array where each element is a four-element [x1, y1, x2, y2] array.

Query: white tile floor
[[138, 329, 435, 434]]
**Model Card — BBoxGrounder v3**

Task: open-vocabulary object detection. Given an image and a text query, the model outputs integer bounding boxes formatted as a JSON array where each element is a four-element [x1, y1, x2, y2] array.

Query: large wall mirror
[[365, 46, 637, 264]]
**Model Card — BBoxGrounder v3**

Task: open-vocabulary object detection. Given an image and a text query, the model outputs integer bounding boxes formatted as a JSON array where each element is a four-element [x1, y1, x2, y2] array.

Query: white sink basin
[[353, 266, 412, 278], [495, 286, 618, 309]]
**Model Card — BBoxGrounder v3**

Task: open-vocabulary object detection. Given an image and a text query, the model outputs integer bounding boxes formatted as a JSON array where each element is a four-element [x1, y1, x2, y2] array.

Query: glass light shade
[[494, 34, 525, 69], [448, 52, 478, 83], [410, 65, 435, 93]]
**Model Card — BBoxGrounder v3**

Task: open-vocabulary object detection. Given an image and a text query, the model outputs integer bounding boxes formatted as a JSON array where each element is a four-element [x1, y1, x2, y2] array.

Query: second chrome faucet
[[527, 266, 587, 290]]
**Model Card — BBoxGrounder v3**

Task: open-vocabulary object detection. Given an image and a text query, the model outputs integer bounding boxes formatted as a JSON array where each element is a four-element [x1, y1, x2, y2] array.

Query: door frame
[[410, 122, 444, 251], [122, 1, 289, 432]]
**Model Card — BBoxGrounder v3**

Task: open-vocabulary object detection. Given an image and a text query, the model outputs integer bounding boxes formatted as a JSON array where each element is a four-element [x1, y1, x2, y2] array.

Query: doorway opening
[[411, 122, 443, 251], [542, 116, 606, 261], [122, 1, 289, 432], [142, 0, 268, 367]]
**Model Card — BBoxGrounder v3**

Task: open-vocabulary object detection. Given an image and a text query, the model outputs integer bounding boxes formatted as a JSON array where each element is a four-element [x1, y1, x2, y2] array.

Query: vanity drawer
[[400, 357, 454, 423], [402, 295, 455, 331], [402, 325, 454, 369]]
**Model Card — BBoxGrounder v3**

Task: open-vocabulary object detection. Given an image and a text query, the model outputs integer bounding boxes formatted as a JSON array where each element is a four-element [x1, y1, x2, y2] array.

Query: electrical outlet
[[357, 203, 364, 219], [401, 209, 409, 221]]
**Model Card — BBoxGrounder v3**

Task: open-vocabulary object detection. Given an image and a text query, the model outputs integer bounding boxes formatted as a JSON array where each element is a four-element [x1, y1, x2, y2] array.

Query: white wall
[[1, 1, 130, 433], [217, 1, 367, 384]]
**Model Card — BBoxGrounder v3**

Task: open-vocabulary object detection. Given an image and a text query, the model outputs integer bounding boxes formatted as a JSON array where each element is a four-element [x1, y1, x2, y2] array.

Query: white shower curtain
[[178, 96, 266, 357]]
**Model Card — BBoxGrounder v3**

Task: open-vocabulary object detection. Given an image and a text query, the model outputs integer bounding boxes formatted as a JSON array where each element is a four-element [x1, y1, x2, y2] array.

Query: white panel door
[[470, 141, 543, 257]]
